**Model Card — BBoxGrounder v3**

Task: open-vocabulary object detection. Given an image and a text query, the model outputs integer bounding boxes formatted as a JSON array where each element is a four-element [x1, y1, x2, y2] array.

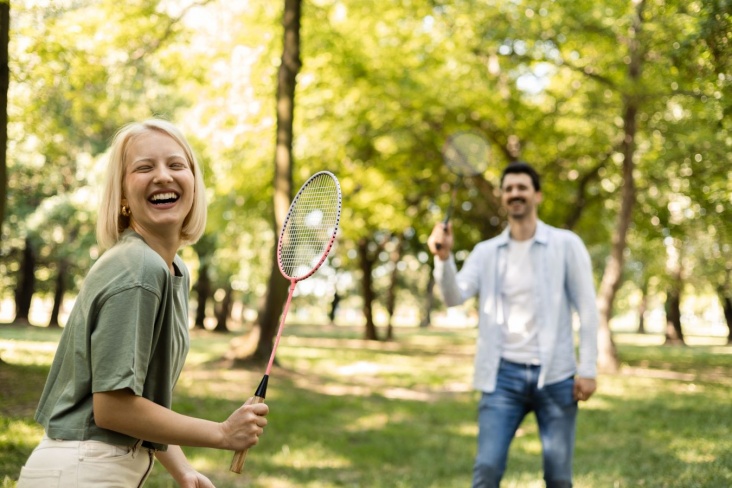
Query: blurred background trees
[[1, 0, 730, 369]]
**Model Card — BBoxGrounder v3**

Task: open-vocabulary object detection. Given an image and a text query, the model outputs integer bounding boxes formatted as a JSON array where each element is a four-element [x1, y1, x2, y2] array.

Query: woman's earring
[[120, 204, 131, 217]]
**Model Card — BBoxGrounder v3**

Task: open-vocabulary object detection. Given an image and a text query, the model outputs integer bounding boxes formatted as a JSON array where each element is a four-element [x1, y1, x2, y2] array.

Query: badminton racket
[[435, 131, 490, 250], [230, 170, 342, 473]]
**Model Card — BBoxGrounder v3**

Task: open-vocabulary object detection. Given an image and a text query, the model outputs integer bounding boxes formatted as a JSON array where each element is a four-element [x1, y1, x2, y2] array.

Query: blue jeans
[[472, 359, 577, 488]]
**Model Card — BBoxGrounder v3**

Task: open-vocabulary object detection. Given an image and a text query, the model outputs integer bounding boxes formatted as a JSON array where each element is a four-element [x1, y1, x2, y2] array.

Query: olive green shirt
[[35, 230, 190, 451]]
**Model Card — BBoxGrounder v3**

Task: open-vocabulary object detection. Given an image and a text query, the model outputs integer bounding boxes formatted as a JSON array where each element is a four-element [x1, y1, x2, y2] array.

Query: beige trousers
[[17, 435, 155, 488]]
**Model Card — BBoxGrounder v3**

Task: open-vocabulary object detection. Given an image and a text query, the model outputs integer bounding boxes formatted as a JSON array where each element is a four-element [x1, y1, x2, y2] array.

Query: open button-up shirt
[[434, 220, 599, 392]]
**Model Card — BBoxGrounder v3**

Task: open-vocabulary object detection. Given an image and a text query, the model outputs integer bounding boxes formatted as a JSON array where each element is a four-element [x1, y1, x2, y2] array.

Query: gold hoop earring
[[120, 204, 131, 217]]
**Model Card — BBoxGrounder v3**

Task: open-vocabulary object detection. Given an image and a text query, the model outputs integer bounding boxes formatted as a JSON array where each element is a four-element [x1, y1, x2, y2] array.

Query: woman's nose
[[152, 164, 174, 183]]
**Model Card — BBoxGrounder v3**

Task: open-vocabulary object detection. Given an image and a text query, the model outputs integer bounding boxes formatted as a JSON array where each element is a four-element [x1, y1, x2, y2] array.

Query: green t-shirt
[[35, 230, 190, 451]]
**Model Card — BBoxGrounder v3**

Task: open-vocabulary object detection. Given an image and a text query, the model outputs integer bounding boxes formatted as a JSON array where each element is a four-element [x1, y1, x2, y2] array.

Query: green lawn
[[1, 324, 730, 487]]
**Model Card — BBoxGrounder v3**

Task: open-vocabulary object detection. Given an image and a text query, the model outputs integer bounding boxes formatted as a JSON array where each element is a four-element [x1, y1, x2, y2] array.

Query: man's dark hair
[[500, 161, 541, 191]]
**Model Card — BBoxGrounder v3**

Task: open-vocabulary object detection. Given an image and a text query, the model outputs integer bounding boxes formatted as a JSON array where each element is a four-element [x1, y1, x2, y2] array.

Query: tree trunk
[[194, 261, 211, 330], [0, 2, 9, 228], [357, 238, 379, 341], [14, 237, 36, 325], [48, 260, 68, 328], [720, 292, 732, 345], [594, 0, 646, 373], [663, 237, 685, 345], [246, 0, 302, 365], [664, 288, 685, 345], [328, 289, 340, 325], [637, 278, 648, 334], [213, 283, 233, 333], [420, 266, 435, 328], [384, 234, 404, 341]]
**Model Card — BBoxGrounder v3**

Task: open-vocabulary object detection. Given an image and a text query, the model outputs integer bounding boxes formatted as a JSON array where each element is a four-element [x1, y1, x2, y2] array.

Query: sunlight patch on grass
[[248, 476, 298, 488], [0, 419, 43, 448], [0, 341, 56, 366], [450, 421, 477, 438], [272, 443, 351, 469], [709, 344, 732, 354], [676, 450, 717, 464], [334, 360, 393, 376], [515, 438, 542, 456], [344, 412, 390, 431]]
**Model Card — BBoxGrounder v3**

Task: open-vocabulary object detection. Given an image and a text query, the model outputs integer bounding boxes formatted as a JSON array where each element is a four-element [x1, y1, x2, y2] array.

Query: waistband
[[42, 434, 156, 453]]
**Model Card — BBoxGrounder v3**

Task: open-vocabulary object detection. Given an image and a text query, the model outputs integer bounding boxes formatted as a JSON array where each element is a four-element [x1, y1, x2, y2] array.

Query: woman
[[17, 119, 269, 488]]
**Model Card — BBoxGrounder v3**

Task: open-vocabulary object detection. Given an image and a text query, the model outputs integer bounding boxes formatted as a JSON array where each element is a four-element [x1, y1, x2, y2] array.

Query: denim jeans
[[472, 359, 577, 488]]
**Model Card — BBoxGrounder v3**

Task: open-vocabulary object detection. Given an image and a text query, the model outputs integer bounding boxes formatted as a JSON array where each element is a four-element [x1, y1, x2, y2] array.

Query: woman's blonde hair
[[96, 119, 207, 251]]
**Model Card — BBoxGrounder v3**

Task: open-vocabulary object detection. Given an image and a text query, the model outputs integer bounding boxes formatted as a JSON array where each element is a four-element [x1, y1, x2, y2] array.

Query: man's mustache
[[508, 197, 526, 204]]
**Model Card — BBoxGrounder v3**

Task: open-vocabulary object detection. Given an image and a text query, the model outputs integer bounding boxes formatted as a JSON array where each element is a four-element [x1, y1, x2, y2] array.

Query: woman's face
[[122, 130, 195, 242]]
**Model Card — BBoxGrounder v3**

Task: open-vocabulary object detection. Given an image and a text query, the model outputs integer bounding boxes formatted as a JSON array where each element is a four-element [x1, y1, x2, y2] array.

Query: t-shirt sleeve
[[91, 286, 161, 396]]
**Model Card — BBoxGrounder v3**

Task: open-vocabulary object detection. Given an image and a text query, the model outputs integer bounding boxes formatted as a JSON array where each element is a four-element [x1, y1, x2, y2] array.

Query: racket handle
[[230, 375, 269, 474], [229, 395, 266, 473], [435, 219, 450, 251]]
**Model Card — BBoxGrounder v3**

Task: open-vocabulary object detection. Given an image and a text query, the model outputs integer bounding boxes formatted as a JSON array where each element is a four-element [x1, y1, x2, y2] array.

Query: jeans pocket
[[80, 441, 134, 462], [17, 466, 62, 488]]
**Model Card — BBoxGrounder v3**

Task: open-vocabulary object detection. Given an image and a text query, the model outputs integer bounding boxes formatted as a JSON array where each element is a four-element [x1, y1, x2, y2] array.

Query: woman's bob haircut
[[96, 119, 207, 251]]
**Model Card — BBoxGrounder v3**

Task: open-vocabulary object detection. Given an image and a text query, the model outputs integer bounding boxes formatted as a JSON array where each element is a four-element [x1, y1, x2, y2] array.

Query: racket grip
[[435, 220, 449, 251], [230, 375, 269, 474], [229, 395, 266, 473]]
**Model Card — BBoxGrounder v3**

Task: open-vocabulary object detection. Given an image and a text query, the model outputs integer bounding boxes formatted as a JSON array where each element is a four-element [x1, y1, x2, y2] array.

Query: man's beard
[[506, 198, 530, 219]]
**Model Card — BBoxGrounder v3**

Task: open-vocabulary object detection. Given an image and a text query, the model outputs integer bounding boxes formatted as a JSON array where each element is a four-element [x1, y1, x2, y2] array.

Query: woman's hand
[[177, 470, 216, 488], [219, 402, 269, 451]]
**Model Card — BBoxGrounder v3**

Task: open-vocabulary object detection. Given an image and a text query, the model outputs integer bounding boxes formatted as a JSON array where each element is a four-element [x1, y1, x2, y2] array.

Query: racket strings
[[444, 132, 490, 177], [279, 174, 341, 280]]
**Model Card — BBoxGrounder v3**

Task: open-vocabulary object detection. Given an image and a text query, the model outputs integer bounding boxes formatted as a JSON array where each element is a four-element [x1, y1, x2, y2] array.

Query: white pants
[[17, 435, 155, 488]]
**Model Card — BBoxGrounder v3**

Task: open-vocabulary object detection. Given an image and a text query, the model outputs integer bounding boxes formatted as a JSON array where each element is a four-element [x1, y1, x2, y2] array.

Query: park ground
[[0, 310, 731, 487]]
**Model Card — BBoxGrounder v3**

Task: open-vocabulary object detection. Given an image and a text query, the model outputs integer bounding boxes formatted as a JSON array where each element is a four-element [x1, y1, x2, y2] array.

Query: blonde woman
[[17, 119, 268, 488]]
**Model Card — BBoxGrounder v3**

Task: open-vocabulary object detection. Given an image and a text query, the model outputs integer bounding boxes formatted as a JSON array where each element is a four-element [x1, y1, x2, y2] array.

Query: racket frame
[[436, 130, 490, 248], [230, 170, 342, 474]]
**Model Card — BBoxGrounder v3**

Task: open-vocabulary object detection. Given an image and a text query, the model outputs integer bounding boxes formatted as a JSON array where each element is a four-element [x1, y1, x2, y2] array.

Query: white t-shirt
[[500, 238, 540, 364]]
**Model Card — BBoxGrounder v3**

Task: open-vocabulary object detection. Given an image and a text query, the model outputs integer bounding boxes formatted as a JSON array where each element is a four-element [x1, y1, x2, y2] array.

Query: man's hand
[[573, 377, 597, 402], [427, 222, 453, 260]]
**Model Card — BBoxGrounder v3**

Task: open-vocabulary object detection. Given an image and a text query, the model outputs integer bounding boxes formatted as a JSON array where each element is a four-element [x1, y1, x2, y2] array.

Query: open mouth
[[149, 192, 180, 205]]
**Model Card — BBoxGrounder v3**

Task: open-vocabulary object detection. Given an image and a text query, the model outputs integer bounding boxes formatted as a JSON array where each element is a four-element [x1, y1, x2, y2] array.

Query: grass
[[1, 323, 731, 487]]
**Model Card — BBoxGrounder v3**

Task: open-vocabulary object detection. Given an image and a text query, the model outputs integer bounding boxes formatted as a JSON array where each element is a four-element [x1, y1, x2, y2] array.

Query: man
[[427, 162, 598, 488]]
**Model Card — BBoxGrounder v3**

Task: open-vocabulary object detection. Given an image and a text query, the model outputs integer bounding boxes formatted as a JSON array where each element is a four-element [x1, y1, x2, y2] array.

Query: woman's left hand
[[177, 470, 215, 488]]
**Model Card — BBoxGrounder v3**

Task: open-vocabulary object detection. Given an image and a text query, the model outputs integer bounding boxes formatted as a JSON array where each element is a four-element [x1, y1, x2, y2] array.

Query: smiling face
[[121, 129, 195, 244], [500, 172, 542, 221]]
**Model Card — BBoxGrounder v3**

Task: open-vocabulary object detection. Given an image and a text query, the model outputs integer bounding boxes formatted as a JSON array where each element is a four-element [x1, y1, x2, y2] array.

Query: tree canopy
[[1, 0, 730, 350]]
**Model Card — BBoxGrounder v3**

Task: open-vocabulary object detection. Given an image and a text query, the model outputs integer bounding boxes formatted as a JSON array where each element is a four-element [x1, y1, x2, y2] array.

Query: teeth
[[150, 192, 178, 202]]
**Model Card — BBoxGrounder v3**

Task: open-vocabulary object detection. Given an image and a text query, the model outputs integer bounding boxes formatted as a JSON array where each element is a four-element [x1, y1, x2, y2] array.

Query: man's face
[[500, 173, 542, 220]]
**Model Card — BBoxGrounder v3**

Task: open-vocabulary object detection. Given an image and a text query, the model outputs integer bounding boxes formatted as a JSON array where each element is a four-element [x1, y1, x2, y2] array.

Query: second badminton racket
[[436, 131, 490, 250]]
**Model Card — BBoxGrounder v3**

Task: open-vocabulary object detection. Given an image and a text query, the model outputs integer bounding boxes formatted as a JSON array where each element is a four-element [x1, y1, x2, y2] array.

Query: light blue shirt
[[434, 220, 599, 392]]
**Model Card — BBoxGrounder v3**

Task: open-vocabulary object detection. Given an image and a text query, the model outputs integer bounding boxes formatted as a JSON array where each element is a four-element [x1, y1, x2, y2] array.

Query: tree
[[229, 0, 302, 366], [0, 0, 8, 229]]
